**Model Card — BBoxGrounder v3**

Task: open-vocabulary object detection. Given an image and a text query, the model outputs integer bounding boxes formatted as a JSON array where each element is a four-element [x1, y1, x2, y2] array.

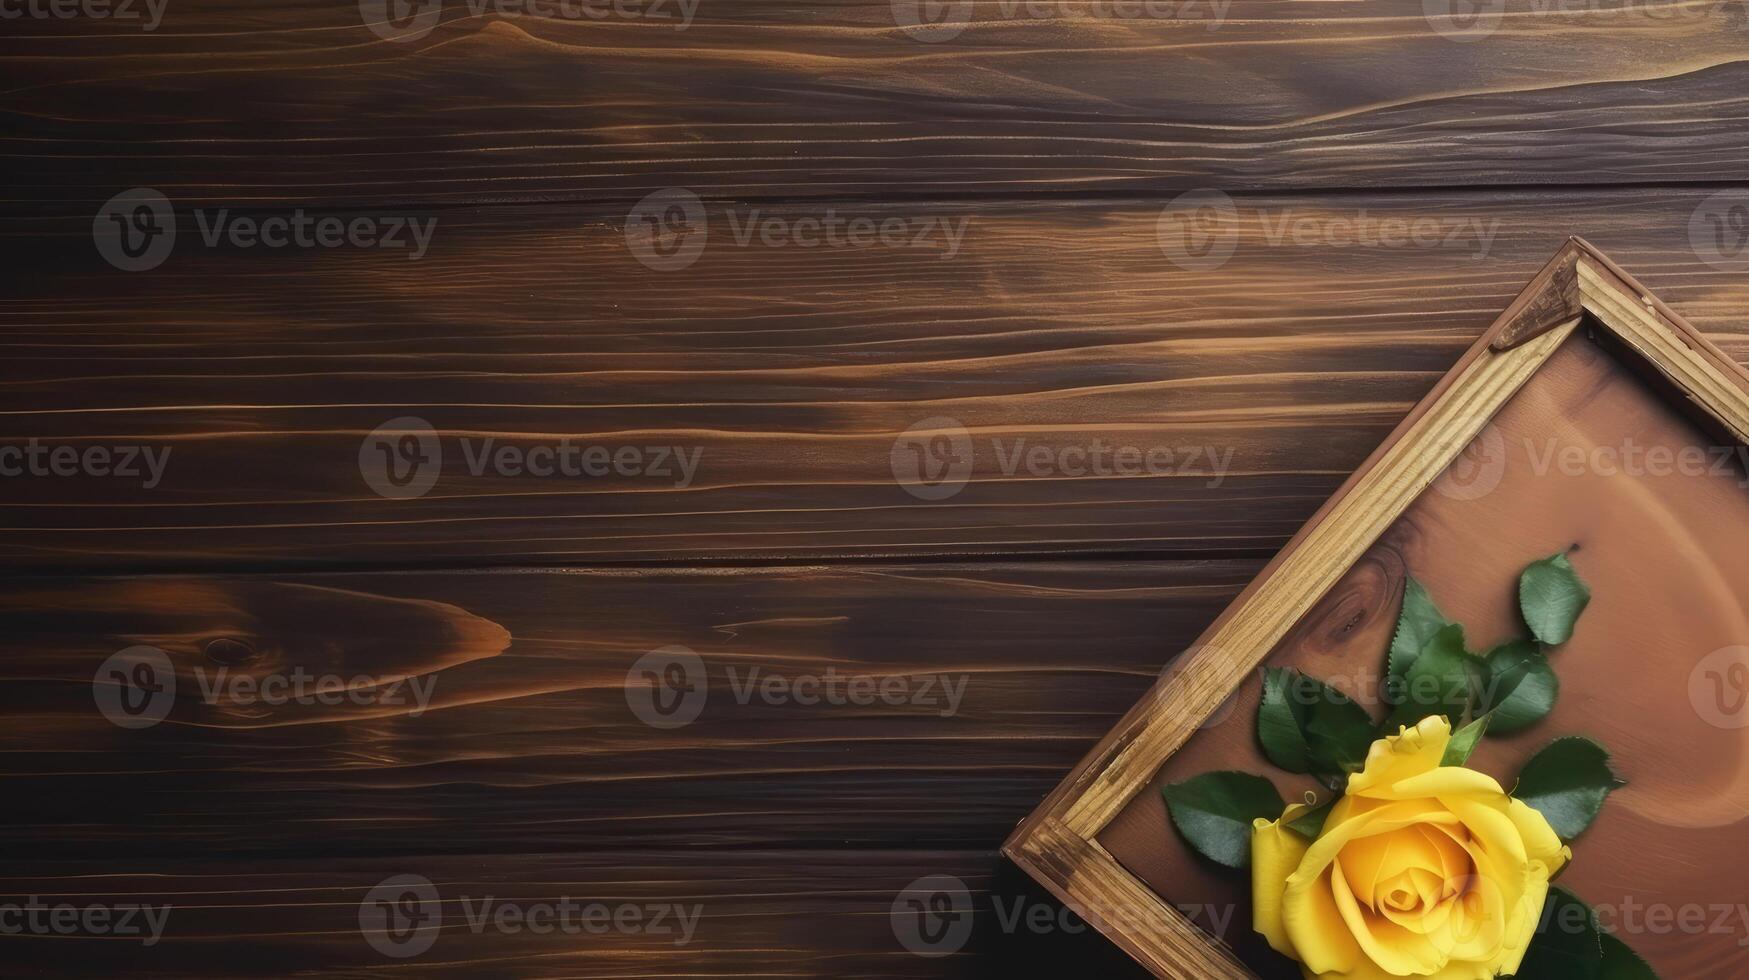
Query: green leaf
[[1305, 695, 1377, 775], [1481, 641, 1560, 734], [1515, 737, 1625, 840], [1520, 553, 1592, 646], [1305, 685, 1377, 775], [1259, 668, 1377, 776], [1386, 624, 1484, 730], [1285, 795, 1337, 840], [1390, 577, 1450, 681], [1442, 712, 1492, 766], [1511, 886, 1603, 979], [1259, 668, 1314, 774], [1161, 772, 1285, 870], [1597, 932, 1660, 979]]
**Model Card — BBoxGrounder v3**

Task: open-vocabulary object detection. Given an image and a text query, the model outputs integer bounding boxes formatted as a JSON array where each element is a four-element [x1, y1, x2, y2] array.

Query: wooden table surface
[[5, 2, 1749, 975]]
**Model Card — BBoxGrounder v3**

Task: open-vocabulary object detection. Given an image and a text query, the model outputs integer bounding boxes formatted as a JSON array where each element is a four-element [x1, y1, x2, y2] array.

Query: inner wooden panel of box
[[1096, 329, 1749, 980]]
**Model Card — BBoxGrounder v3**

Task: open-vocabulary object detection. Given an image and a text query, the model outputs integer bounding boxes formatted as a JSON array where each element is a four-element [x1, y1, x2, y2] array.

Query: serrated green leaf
[[1597, 932, 1660, 979], [1515, 737, 1625, 840], [1284, 795, 1337, 840], [1442, 712, 1492, 766], [1390, 577, 1449, 681], [1481, 641, 1560, 734], [1161, 772, 1285, 870], [1259, 667, 1314, 774], [1510, 887, 1603, 979], [1386, 623, 1483, 730], [1521, 553, 1592, 646], [1259, 668, 1377, 777]]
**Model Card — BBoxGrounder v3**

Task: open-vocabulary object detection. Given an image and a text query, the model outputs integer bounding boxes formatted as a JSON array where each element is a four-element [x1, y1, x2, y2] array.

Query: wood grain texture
[[0, 561, 1252, 860], [10, 3, 1749, 975], [1100, 333, 1749, 978], [7, 189, 1749, 571], [1579, 258, 1749, 443], [1059, 315, 1578, 838], [7, 1, 1749, 207], [0, 850, 1153, 977]]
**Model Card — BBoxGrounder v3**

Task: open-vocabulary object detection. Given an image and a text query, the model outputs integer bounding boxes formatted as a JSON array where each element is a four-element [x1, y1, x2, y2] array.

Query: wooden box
[[1004, 239, 1749, 979]]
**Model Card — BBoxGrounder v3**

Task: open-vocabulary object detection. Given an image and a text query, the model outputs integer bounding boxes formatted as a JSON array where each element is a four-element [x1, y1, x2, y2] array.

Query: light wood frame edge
[[1007, 818, 1252, 979], [1002, 239, 1749, 979], [1574, 260, 1749, 443]]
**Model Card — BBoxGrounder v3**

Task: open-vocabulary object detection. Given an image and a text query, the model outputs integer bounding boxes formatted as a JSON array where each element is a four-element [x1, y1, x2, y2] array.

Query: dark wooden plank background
[[8, 190, 1749, 571], [4, 0, 1749, 975], [2, 562, 1251, 858], [7, 0, 1749, 207]]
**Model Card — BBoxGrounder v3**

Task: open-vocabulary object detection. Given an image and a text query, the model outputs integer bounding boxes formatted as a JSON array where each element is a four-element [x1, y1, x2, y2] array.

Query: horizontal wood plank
[[0, 561, 1253, 859], [5, 1, 1749, 207], [5, 188, 1749, 570], [0, 850, 1161, 977]]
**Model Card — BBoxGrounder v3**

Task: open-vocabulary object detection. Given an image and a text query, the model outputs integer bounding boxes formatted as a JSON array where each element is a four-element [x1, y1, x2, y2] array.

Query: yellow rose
[[1251, 716, 1571, 980]]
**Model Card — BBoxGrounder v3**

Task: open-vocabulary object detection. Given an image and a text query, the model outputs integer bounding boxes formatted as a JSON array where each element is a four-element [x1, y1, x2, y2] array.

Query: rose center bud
[[1335, 821, 1476, 933]]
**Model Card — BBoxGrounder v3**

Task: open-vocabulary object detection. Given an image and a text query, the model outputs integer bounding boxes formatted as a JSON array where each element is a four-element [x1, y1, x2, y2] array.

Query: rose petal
[[1252, 806, 1312, 960], [1330, 855, 1447, 975], [1346, 715, 1452, 800]]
